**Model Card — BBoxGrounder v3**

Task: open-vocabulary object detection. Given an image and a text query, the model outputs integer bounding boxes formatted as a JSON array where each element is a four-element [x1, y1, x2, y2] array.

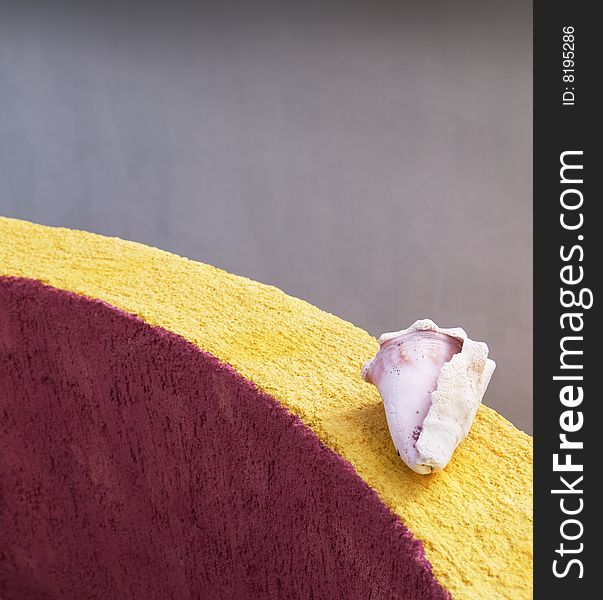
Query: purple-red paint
[[0, 276, 449, 599]]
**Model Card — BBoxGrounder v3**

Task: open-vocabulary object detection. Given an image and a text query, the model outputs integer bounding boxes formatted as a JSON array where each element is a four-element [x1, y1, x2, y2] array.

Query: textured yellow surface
[[0, 216, 532, 599]]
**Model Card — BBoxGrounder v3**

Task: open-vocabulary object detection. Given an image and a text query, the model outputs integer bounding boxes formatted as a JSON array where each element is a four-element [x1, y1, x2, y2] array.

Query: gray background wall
[[0, 1, 533, 433]]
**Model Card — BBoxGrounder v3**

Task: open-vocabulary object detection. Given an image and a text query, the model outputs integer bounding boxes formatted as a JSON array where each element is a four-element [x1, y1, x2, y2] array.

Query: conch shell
[[362, 319, 495, 474]]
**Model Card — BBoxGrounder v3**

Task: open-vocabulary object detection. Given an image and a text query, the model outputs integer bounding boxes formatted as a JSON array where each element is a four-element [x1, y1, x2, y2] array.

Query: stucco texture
[[0, 217, 532, 598]]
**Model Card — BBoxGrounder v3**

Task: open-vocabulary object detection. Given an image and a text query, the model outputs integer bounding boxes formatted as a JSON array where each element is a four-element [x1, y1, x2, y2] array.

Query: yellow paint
[[0, 216, 532, 598]]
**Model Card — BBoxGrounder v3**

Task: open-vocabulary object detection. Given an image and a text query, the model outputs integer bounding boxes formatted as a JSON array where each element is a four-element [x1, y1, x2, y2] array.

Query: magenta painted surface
[[0, 276, 449, 599]]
